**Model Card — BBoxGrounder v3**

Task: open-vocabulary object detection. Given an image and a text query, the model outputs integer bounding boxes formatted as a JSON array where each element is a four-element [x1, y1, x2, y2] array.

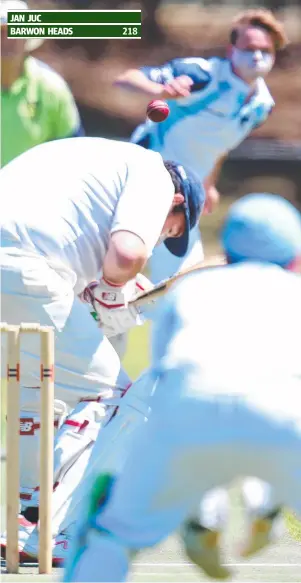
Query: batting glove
[[81, 274, 153, 337]]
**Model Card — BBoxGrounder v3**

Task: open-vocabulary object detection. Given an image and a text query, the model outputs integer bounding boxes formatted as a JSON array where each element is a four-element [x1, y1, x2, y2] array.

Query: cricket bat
[[130, 254, 226, 308]]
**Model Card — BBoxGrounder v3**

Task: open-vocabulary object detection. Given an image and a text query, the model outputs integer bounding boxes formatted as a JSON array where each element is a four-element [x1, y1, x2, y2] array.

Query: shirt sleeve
[[111, 149, 175, 258], [252, 103, 274, 130], [251, 80, 275, 130], [140, 57, 212, 93]]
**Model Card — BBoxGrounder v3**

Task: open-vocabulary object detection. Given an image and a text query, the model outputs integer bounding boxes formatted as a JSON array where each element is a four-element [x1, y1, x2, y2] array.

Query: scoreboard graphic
[[7, 10, 142, 39]]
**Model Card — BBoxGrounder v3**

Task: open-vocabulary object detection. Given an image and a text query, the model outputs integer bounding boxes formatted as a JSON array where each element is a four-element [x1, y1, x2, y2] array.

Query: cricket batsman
[[0, 137, 204, 562], [64, 193, 301, 582]]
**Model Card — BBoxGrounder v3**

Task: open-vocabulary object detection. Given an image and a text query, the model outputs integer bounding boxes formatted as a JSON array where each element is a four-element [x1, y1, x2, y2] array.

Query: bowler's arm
[[114, 60, 200, 100], [114, 68, 166, 98]]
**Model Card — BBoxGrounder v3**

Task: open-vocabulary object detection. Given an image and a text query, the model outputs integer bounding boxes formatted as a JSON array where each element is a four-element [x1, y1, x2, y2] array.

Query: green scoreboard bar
[[7, 10, 142, 39]]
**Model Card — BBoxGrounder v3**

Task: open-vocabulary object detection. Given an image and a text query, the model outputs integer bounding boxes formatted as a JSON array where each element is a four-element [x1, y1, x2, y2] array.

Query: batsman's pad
[[28, 398, 118, 514], [46, 369, 156, 537], [19, 393, 69, 508]]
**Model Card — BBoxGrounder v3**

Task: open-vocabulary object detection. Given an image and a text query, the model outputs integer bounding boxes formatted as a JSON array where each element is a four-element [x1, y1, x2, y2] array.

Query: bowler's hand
[[160, 75, 194, 99]]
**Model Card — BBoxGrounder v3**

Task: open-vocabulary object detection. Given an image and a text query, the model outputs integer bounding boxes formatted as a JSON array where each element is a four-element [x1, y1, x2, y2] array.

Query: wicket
[[0, 323, 55, 574]]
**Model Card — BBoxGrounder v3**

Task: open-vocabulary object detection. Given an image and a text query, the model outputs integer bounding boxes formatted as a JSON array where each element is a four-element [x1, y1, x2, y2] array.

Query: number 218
[[122, 27, 138, 36]]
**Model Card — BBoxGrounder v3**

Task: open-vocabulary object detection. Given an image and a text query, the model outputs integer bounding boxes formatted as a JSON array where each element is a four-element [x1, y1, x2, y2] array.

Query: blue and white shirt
[[131, 57, 274, 180]]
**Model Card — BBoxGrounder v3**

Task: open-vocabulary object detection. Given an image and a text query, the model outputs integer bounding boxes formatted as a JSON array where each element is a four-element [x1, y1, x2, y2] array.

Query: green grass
[[284, 509, 301, 541], [123, 322, 150, 379]]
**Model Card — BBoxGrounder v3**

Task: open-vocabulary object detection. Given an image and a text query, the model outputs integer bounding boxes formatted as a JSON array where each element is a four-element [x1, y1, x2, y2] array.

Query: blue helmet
[[164, 161, 205, 257], [221, 193, 301, 266]]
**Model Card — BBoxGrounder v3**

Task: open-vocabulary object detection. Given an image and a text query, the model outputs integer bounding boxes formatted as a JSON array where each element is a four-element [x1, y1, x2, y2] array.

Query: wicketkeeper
[[64, 193, 301, 582]]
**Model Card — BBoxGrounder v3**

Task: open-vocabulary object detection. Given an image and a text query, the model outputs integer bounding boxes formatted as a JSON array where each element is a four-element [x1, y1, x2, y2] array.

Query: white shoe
[[239, 480, 284, 557], [23, 529, 71, 567], [180, 520, 231, 580], [239, 510, 284, 558], [0, 515, 36, 563]]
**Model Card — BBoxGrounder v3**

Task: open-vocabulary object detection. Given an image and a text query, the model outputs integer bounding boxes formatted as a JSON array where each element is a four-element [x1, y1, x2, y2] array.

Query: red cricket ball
[[146, 100, 170, 123]]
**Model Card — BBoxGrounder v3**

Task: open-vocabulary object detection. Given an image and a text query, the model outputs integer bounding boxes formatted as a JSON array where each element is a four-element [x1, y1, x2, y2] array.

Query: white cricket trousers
[[65, 369, 301, 582], [0, 247, 131, 497]]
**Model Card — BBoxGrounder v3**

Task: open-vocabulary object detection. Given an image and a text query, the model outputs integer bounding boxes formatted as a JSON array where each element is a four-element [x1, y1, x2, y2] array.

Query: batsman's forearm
[[103, 250, 145, 285], [114, 69, 164, 97]]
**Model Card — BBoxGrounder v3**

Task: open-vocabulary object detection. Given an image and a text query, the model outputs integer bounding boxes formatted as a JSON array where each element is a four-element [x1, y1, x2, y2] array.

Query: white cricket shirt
[[0, 137, 175, 293]]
